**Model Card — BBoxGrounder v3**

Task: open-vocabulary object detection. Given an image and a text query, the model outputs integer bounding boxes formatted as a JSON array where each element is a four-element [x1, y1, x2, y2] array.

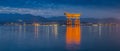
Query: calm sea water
[[0, 25, 120, 51]]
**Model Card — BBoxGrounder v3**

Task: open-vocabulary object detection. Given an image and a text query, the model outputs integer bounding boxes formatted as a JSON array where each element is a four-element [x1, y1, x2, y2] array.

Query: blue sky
[[0, 0, 120, 18]]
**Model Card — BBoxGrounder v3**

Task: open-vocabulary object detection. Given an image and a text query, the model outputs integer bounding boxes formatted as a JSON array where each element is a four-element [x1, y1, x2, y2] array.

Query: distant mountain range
[[0, 13, 120, 24], [0, 13, 46, 24], [47, 16, 120, 23]]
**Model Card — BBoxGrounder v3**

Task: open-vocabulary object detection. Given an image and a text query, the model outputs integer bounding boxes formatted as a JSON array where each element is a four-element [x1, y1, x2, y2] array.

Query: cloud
[[0, 0, 120, 8], [0, 0, 119, 18], [0, 6, 63, 16], [0, 6, 119, 18]]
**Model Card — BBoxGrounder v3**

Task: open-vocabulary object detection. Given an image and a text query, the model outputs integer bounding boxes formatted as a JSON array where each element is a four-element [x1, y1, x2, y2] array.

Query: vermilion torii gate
[[64, 12, 81, 25]]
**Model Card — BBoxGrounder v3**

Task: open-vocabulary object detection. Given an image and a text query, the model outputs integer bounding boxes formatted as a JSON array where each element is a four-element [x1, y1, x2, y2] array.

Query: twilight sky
[[0, 0, 120, 18]]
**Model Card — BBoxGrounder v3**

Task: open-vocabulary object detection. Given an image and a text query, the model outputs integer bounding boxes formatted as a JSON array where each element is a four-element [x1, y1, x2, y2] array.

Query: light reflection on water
[[34, 25, 39, 39], [66, 19, 81, 50], [0, 24, 120, 51]]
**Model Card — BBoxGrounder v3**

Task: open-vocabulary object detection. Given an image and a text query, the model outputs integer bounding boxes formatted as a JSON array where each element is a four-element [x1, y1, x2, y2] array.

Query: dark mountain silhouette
[[47, 16, 120, 23], [0, 13, 46, 24], [47, 16, 67, 24], [0, 13, 119, 24], [47, 16, 100, 23], [100, 18, 120, 23]]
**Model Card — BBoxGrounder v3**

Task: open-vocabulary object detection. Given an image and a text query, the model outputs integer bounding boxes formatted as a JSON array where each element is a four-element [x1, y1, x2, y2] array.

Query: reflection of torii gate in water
[[64, 12, 81, 50]]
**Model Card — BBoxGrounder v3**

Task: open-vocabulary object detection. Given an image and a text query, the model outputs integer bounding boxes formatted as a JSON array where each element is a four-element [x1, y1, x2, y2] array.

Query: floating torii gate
[[65, 12, 81, 50], [64, 12, 81, 25]]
